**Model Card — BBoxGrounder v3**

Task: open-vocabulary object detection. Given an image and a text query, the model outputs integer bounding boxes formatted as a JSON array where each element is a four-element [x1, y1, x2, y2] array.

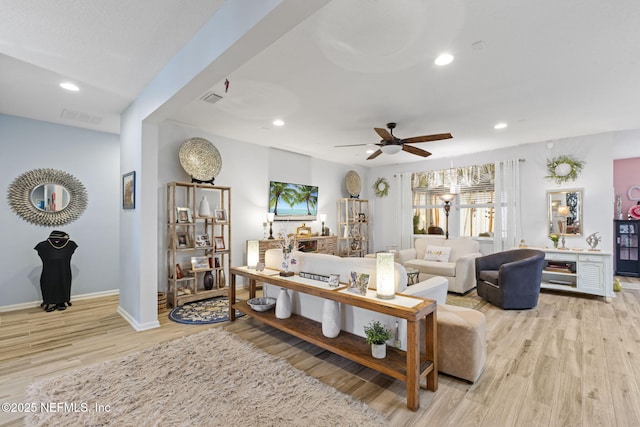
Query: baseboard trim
[[117, 306, 161, 331], [0, 289, 120, 313]]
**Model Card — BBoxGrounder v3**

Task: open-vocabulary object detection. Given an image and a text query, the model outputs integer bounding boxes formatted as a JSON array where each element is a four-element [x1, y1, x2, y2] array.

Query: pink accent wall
[[614, 157, 640, 218]]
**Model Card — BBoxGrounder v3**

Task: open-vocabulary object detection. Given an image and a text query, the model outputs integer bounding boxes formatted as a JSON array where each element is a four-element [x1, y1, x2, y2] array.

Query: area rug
[[168, 296, 245, 324], [446, 290, 484, 309], [25, 328, 386, 426]]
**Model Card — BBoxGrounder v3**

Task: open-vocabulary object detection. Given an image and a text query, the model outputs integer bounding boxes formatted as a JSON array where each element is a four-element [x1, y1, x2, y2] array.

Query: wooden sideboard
[[255, 236, 337, 263]]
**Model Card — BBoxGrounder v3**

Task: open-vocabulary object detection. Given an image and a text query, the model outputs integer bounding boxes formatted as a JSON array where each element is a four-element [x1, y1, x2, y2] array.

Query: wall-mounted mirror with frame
[[547, 188, 583, 236], [7, 168, 88, 227]]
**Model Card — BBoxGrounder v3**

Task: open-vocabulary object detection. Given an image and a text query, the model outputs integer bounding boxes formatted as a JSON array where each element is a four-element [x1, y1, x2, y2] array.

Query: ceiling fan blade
[[402, 144, 431, 157], [334, 143, 373, 147], [402, 133, 453, 144], [367, 149, 383, 160], [374, 127, 393, 141]]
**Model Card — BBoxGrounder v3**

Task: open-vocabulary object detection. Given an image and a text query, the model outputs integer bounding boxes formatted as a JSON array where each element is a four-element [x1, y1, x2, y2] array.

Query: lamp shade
[[376, 253, 396, 300], [380, 145, 402, 155], [557, 206, 570, 217], [247, 240, 259, 268], [439, 193, 456, 202], [266, 212, 275, 222], [319, 213, 327, 222]]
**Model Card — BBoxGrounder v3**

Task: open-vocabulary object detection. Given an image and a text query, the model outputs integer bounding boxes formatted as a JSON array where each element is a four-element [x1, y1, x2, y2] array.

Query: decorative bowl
[[247, 297, 276, 312]]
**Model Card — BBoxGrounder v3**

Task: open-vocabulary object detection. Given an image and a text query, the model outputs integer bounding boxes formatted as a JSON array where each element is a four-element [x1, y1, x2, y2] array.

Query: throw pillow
[[424, 245, 452, 262]]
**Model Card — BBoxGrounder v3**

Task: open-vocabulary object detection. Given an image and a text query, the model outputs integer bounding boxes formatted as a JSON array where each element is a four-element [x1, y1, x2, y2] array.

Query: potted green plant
[[549, 234, 559, 248], [364, 320, 393, 359]]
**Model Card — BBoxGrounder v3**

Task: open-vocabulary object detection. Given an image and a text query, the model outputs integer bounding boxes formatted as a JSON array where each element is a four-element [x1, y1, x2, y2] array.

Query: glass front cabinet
[[615, 220, 640, 277]]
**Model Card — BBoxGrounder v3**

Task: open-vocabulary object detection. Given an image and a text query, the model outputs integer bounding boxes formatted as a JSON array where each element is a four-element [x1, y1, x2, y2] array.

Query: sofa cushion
[[424, 245, 452, 262], [414, 237, 480, 261], [404, 259, 456, 277]]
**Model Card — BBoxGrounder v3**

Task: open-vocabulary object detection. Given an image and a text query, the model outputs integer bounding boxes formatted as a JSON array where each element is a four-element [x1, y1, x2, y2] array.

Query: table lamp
[[247, 240, 259, 268], [557, 206, 570, 249], [319, 213, 327, 236], [376, 252, 395, 300], [266, 212, 275, 239]]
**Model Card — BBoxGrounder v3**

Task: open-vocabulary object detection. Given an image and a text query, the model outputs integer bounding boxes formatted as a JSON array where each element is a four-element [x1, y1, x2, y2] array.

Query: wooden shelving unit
[[337, 198, 369, 257], [166, 182, 231, 308]]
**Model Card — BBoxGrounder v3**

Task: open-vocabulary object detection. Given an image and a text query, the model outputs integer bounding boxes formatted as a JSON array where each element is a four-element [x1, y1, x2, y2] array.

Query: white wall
[[0, 114, 120, 309], [368, 132, 615, 254]]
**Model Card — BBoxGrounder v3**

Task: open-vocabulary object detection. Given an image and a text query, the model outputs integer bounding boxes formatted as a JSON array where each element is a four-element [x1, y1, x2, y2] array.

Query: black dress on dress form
[[34, 237, 78, 311]]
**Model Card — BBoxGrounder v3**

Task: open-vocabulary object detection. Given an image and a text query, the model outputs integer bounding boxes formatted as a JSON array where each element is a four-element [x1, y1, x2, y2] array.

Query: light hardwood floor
[[1, 278, 639, 427]]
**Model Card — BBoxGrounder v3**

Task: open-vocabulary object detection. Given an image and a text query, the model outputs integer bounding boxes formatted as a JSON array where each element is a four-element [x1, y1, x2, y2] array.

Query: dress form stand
[[34, 230, 78, 312]]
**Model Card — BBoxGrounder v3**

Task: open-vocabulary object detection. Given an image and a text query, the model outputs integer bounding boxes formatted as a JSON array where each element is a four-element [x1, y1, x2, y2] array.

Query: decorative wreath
[[545, 155, 584, 184], [373, 177, 390, 197]]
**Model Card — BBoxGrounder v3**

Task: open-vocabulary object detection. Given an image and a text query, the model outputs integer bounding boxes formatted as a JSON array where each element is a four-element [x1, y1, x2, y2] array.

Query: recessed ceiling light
[[273, 119, 285, 127], [434, 53, 454, 66], [60, 82, 79, 92], [494, 122, 508, 130]]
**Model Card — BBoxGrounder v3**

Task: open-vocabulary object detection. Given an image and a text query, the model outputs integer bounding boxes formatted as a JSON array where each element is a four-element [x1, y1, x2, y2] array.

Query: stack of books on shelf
[[545, 261, 575, 274]]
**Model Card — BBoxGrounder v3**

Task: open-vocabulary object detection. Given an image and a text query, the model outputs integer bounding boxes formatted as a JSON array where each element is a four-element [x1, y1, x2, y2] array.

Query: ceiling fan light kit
[[380, 145, 402, 154], [334, 122, 452, 160]]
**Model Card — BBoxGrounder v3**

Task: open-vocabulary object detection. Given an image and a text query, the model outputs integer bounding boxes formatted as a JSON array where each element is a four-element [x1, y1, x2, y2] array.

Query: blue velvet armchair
[[475, 249, 545, 309]]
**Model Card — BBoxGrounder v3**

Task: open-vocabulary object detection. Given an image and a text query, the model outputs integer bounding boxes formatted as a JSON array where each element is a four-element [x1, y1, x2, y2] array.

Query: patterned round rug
[[168, 297, 245, 325]]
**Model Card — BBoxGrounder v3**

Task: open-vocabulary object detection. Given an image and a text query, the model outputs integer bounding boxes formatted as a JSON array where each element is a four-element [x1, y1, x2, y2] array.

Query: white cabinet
[[540, 249, 613, 299]]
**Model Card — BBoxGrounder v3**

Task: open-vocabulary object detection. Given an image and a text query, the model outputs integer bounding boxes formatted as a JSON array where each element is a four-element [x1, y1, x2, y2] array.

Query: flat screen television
[[268, 181, 318, 221]]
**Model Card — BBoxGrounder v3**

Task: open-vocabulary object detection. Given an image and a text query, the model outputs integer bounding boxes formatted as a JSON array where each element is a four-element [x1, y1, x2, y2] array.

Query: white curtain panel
[[493, 159, 522, 252], [398, 173, 413, 249]]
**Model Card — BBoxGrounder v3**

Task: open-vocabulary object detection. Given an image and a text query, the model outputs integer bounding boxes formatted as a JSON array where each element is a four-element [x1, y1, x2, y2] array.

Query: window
[[411, 164, 495, 237]]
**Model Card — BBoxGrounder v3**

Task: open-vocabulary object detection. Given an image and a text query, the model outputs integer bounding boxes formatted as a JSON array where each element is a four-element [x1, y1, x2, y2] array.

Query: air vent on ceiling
[[61, 109, 103, 125], [200, 91, 223, 104]]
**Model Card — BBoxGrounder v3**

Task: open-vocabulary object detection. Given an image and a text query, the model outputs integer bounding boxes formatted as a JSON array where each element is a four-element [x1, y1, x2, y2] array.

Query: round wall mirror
[[30, 184, 71, 212], [7, 168, 88, 226]]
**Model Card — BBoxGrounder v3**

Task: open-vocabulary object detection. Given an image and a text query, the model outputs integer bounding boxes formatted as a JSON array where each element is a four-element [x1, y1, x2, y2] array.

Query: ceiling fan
[[336, 122, 452, 160]]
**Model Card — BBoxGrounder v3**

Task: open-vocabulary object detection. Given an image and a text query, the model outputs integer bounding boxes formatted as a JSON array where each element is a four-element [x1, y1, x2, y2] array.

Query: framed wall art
[[122, 171, 135, 209]]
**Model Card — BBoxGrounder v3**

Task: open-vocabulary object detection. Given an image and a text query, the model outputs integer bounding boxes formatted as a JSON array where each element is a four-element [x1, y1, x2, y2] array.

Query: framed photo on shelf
[[213, 255, 221, 268], [190, 256, 210, 271], [347, 271, 369, 295], [176, 232, 190, 248], [214, 236, 225, 250], [328, 273, 340, 288], [195, 234, 211, 247], [176, 207, 192, 223], [122, 171, 135, 209], [214, 208, 227, 222]]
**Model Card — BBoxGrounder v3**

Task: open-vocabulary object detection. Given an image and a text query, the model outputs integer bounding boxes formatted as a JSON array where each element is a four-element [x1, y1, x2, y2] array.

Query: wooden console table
[[229, 266, 438, 411]]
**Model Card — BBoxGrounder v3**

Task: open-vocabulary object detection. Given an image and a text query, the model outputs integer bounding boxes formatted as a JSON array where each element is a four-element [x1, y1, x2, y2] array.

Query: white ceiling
[[2, 0, 640, 167]]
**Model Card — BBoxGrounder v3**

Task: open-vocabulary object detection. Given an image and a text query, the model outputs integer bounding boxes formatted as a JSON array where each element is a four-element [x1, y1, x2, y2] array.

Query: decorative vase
[[371, 343, 386, 359], [553, 241, 558, 249], [322, 300, 341, 338], [203, 271, 214, 290], [198, 196, 210, 217], [275, 288, 291, 319]]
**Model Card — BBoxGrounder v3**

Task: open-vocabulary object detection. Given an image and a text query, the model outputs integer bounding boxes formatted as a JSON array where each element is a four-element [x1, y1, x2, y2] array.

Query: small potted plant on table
[[364, 320, 393, 359]]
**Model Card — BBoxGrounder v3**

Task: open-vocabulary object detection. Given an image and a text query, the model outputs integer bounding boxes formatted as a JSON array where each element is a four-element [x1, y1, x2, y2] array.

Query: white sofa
[[263, 249, 448, 351], [398, 237, 482, 294]]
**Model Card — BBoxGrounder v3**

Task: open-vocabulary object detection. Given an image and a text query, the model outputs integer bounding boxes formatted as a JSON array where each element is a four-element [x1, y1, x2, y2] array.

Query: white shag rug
[[25, 328, 386, 426]]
